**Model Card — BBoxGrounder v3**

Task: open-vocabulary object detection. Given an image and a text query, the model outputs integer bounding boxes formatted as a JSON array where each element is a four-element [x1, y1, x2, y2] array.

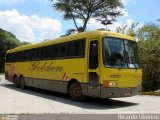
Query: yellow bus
[[5, 30, 142, 101]]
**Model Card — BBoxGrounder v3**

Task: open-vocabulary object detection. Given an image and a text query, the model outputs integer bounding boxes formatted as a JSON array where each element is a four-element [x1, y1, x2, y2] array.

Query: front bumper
[[100, 86, 142, 99]]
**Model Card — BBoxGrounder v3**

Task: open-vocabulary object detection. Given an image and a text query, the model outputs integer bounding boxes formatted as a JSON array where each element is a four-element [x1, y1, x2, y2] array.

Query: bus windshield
[[103, 37, 140, 68]]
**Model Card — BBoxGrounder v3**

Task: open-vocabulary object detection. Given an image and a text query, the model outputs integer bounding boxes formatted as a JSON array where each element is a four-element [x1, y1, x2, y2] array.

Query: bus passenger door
[[88, 39, 100, 97]]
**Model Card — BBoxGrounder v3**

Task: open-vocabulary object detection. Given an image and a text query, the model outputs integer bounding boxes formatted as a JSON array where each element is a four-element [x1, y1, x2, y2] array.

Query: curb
[[140, 92, 160, 96]]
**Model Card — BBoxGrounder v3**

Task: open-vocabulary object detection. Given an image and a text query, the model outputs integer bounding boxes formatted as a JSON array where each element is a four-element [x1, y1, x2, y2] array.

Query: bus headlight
[[103, 80, 118, 88]]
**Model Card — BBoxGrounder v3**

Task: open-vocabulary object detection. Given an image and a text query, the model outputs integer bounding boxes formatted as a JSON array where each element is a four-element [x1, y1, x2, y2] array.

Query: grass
[[140, 92, 160, 96]]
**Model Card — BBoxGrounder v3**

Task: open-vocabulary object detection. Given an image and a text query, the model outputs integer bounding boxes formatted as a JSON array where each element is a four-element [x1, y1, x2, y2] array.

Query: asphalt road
[[0, 75, 160, 114]]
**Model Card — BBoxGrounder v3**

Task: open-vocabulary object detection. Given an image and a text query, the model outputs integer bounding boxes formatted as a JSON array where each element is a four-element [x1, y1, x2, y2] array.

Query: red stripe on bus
[[62, 73, 66, 80], [65, 76, 68, 81]]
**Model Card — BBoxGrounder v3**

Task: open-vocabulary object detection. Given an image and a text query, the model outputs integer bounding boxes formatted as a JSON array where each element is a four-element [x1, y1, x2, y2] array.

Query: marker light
[[103, 80, 118, 88], [103, 81, 109, 88]]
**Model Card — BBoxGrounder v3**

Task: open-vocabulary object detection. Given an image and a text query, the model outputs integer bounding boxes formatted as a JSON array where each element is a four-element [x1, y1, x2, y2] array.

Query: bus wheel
[[20, 76, 25, 89], [69, 82, 85, 101], [13, 76, 19, 88]]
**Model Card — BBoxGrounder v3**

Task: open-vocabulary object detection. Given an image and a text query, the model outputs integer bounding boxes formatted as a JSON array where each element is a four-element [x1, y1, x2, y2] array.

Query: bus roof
[[6, 30, 134, 54]]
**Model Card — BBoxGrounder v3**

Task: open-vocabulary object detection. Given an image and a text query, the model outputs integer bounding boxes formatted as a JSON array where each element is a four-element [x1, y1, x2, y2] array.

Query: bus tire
[[13, 75, 19, 88], [19, 76, 25, 89], [69, 82, 85, 101]]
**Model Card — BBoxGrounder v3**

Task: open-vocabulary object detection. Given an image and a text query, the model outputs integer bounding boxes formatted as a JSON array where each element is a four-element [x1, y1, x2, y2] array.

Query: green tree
[[0, 28, 21, 72], [115, 24, 128, 34], [50, 0, 123, 32], [127, 22, 139, 37], [137, 22, 160, 91], [115, 22, 139, 37], [0, 28, 21, 52], [21, 41, 30, 45], [137, 23, 160, 41]]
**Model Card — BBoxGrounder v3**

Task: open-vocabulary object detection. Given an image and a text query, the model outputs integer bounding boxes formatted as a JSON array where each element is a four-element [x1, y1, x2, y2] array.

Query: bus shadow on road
[[2, 83, 139, 110]]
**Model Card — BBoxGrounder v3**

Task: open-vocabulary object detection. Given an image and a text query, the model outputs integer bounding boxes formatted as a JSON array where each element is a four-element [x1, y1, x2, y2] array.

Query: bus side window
[[19, 52, 23, 61], [41, 47, 49, 59], [89, 40, 98, 69], [68, 42, 76, 57], [76, 40, 85, 57], [41, 47, 46, 59], [59, 43, 67, 57], [52, 45, 59, 58]]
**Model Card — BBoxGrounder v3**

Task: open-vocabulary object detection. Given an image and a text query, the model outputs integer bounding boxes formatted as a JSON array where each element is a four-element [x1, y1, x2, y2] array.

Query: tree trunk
[[82, 18, 89, 32], [71, 13, 79, 31]]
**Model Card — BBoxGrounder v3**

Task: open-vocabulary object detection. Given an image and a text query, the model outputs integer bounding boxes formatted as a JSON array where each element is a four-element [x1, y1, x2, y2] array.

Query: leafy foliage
[[50, 0, 123, 32], [137, 23, 160, 41], [138, 40, 160, 91], [115, 22, 139, 37], [0, 28, 21, 52], [137, 22, 160, 91], [0, 28, 21, 72]]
